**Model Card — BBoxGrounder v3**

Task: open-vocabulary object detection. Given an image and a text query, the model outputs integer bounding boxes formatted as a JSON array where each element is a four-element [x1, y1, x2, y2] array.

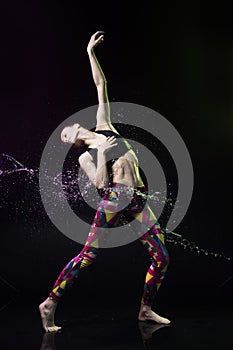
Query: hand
[[87, 31, 105, 53], [96, 136, 117, 154]]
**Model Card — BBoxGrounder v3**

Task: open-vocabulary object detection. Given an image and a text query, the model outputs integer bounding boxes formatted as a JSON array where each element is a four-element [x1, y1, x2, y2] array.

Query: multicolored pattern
[[49, 184, 170, 306]]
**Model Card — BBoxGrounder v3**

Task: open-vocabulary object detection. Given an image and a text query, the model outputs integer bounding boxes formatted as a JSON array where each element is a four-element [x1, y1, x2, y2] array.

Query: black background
[[0, 0, 232, 312]]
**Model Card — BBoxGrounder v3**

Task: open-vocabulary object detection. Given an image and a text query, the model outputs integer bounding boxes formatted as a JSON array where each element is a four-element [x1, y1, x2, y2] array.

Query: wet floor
[[0, 294, 232, 350]]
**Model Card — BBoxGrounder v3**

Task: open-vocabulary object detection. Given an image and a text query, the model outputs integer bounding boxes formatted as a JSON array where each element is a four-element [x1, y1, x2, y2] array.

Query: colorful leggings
[[48, 183, 170, 306]]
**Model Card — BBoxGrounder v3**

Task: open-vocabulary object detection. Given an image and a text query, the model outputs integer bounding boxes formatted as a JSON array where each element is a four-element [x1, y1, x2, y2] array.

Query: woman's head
[[61, 123, 96, 149], [61, 123, 83, 145]]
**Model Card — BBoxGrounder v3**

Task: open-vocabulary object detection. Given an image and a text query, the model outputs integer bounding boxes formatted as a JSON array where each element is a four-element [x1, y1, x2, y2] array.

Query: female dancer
[[39, 31, 171, 333]]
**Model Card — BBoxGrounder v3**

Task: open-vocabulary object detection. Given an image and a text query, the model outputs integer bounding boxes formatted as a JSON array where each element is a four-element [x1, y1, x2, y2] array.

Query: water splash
[[0, 153, 231, 261], [163, 229, 231, 261]]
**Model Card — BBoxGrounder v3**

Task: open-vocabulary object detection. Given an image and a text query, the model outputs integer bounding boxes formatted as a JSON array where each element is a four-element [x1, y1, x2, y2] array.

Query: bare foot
[[138, 306, 171, 324], [39, 297, 62, 333]]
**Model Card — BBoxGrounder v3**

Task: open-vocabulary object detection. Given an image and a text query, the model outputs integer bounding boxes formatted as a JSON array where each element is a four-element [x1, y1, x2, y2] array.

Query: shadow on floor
[[0, 295, 232, 350]]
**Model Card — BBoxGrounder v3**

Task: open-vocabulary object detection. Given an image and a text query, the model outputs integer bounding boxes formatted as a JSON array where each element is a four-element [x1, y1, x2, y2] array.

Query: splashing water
[[0, 153, 231, 261]]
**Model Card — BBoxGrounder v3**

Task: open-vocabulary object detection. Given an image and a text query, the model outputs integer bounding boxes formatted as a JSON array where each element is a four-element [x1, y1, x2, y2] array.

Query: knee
[[80, 247, 98, 264]]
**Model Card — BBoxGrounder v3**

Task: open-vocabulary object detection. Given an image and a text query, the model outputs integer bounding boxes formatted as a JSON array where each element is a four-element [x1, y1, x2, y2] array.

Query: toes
[[159, 319, 171, 325], [162, 318, 171, 323], [138, 315, 171, 325], [46, 326, 62, 333]]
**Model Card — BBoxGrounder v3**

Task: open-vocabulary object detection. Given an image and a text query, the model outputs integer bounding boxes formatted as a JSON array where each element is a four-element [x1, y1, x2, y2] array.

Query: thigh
[[84, 191, 122, 248], [129, 201, 166, 245]]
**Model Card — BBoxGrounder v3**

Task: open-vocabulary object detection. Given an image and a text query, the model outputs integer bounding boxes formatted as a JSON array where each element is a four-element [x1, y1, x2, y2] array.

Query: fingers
[[106, 136, 117, 149], [92, 31, 105, 44], [97, 35, 104, 44], [106, 143, 117, 150], [92, 31, 105, 41], [93, 31, 105, 37], [106, 136, 116, 143]]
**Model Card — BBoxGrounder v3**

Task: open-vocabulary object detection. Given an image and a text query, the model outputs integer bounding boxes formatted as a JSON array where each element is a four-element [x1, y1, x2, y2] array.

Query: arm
[[79, 152, 108, 189], [87, 31, 114, 130], [95, 149, 109, 189], [79, 136, 117, 189]]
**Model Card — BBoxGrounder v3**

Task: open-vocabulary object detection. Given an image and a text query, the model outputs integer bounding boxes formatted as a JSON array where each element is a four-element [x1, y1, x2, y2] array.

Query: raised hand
[[87, 31, 105, 53], [96, 136, 117, 154]]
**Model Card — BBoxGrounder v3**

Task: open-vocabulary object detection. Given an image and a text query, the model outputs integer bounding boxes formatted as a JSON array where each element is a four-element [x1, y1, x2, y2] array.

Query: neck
[[84, 132, 106, 148], [78, 130, 96, 146]]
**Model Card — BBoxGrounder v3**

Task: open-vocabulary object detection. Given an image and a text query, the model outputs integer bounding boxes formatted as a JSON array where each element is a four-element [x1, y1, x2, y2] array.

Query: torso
[[79, 128, 144, 188]]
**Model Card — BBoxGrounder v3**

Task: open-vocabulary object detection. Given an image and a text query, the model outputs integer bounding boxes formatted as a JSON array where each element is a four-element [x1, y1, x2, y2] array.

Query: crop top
[[87, 130, 132, 191]]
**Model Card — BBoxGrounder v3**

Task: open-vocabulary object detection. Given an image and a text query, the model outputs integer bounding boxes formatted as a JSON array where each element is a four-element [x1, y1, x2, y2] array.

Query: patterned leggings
[[48, 183, 170, 306]]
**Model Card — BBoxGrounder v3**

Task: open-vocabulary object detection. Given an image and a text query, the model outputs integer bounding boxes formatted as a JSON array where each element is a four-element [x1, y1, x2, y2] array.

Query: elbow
[[95, 177, 100, 189], [90, 178, 103, 189], [95, 179, 107, 189], [95, 181, 103, 189]]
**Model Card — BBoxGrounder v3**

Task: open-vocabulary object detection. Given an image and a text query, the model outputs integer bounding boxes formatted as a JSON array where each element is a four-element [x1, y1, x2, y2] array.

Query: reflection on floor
[[0, 295, 232, 350]]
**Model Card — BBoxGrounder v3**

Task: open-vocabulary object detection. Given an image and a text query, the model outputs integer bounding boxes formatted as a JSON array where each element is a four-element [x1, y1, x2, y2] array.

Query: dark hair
[[74, 139, 86, 148]]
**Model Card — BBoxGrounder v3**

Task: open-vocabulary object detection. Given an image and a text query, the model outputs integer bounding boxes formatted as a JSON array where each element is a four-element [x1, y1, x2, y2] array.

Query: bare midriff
[[111, 150, 144, 188]]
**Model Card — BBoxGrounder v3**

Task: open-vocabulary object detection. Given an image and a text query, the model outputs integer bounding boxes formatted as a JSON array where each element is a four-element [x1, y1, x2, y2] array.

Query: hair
[[74, 138, 86, 148]]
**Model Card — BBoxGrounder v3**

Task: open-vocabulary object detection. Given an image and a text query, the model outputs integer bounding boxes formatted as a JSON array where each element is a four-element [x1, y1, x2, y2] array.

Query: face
[[61, 123, 81, 144]]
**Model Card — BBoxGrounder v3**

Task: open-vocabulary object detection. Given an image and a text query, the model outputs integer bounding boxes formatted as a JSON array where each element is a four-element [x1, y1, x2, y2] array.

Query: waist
[[105, 182, 147, 196]]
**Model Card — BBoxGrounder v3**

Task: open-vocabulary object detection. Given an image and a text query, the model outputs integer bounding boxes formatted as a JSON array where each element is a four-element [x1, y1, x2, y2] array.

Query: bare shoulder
[[95, 123, 120, 135]]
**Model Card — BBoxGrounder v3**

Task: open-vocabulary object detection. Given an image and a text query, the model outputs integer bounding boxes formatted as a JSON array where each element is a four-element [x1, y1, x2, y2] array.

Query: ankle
[[48, 296, 57, 303], [46, 297, 58, 308], [140, 304, 151, 312]]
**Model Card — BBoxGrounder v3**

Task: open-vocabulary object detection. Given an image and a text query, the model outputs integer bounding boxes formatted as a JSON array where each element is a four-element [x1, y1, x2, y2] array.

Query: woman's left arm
[[87, 31, 112, 129]]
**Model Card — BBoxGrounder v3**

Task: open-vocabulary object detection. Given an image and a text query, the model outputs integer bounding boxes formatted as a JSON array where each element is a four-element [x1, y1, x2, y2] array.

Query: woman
[[39, 31, 171, 333]]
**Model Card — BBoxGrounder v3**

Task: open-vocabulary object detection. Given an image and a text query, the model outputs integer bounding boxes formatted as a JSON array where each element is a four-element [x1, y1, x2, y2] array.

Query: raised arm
[[87, 31, 116, 131]]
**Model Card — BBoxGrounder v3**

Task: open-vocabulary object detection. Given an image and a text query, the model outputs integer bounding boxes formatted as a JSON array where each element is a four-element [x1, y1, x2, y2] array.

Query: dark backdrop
[[0, 0, 232, 311]]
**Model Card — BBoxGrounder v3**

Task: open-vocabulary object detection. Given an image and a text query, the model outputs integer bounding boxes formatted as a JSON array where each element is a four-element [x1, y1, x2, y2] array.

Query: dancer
[[39, 31, 171, 333]]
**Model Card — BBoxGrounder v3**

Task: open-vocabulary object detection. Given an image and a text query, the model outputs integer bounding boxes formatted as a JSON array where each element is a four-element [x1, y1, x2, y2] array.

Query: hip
[[97, 182, 148, 214]]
